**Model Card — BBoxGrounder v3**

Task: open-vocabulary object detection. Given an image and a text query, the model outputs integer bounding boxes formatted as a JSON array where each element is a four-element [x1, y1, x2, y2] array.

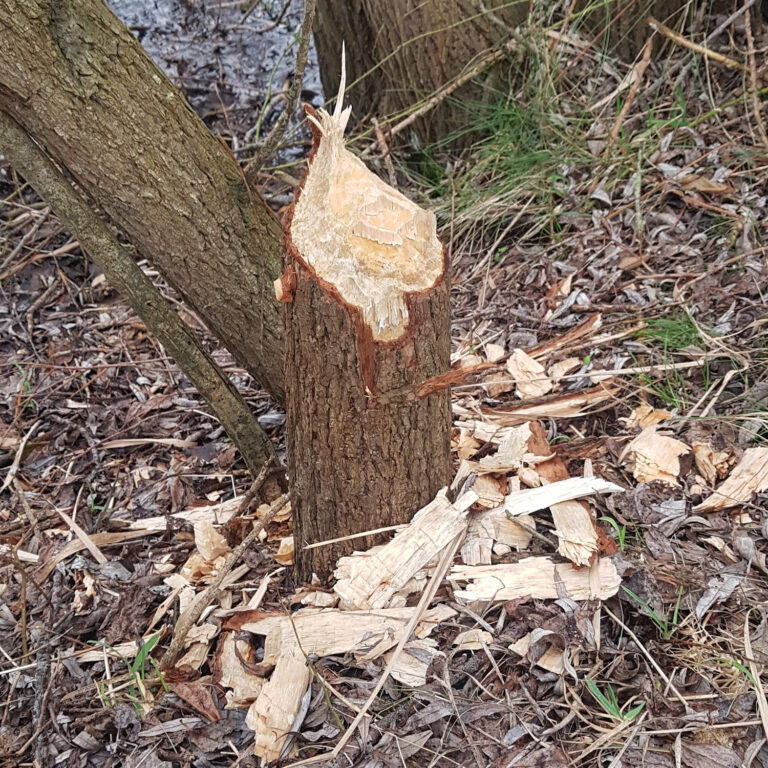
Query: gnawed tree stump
[[284, 69, 452, 581]]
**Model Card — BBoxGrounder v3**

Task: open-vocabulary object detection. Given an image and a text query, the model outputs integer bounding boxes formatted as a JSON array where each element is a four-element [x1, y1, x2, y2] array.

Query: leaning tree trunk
[[313, 0, 527, 145], [284, 92, 452, 581], [0, 0, 285, 402]]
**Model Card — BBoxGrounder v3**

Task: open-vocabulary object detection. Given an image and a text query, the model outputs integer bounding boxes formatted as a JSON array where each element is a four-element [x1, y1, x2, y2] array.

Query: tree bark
[[574, 0, 689, 61], [0, 110, 276, 475], [0, 0, 285, 402], [284, 102, 452, 582], [313, 0, 526, 144]]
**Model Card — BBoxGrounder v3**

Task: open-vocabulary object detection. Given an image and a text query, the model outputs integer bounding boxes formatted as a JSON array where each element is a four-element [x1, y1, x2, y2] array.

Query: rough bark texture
[[0, 0, 285, 401], [0, 111, 275, 475], [313, 0, 526, 144], [285, 253, 452, 582]]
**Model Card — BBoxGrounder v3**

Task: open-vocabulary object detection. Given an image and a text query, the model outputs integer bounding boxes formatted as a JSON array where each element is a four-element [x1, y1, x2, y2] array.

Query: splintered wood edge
[[287, 105, 445, 343]]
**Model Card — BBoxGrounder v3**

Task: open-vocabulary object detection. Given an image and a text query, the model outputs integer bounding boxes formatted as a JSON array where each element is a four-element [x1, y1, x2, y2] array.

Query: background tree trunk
[[0, 0, 285, 402], [313, 0, 527, 145], [575, 0, 690, 61]]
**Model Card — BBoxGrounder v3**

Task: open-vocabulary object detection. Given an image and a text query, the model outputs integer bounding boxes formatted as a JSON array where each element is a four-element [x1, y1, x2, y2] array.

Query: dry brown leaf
[[692, 440, 737, 486], [680, 175, 734, 196], [506, 349, 553, 399], [625, 403, 673, 429], [168, 680, 221, 722], [694, 447, 768, 511], [624, 426, 690, 485], [274, 535, 294, 565]]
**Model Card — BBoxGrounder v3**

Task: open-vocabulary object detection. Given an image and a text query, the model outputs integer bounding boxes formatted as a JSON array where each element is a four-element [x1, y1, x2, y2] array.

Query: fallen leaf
[[168, 680, 221, 722]]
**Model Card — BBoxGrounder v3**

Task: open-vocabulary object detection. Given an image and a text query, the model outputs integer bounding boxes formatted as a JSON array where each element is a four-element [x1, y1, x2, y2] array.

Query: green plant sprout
[[584, 676, 646, 722], [622, 585, 684, 641]]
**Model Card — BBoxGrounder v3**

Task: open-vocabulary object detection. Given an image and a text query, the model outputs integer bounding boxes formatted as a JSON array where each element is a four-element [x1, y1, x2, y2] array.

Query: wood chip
[[451, 556, 621, 602], [238, 605, 455, 666], [692, 440, 737, 486], [508, 632, 565, 674], [333, 488, 476, 610], [461, 508, 534, 565], [215, 632, 265, 708], [694, 447, 768, 511], [194, 521, 230, 562], [623, 426, 690, 486], [527, 422, 604, 565], [476, 422, 532, 474], [247, 646, 310, 762], [504, 476, 623, 517], [625, 403, 673, 429], [274, 535, 294, 565], [506, 348, 553, 399], [548, 357, 583, 382]]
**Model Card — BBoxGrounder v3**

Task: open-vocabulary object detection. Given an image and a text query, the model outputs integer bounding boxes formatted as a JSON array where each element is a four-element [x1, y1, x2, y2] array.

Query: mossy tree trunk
[[0, 0, 285, 401]]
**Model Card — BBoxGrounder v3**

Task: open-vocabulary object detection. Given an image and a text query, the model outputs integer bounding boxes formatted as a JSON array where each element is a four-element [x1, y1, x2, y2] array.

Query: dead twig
[[160, 462, 283, 669], [609, 37, 653, 143], [370, 117, 397, 187], [245, 0, 317, 178], [648, 16, 747, 74]]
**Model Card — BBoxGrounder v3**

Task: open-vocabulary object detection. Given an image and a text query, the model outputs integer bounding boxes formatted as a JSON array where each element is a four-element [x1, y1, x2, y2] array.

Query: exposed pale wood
[[332, 489, 476, 610], [248, 647, 311, 762], [461, 508, 534, 566], [451, 557, 622, 602], [239, 605, 455, 666], [527, 423, 602, 566], [504, 477, 623, 518], [506, 349, 553, 399], [623, 426, 690, 486], [292, 84, 443, 343], [694, 447, 768, 512], [476, 422, 532, 474]]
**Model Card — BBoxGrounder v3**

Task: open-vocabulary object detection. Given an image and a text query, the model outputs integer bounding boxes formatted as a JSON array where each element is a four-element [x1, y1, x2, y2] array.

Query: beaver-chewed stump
[[282, 72, 452, 582]]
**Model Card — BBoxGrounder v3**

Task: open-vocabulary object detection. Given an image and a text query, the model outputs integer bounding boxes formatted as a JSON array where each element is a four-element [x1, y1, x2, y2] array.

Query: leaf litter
[[2, 3, 768, 767]]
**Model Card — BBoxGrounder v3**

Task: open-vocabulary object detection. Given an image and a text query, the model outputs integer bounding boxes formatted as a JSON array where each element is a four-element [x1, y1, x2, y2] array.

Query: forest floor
[[2, 2, 768, 767]]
